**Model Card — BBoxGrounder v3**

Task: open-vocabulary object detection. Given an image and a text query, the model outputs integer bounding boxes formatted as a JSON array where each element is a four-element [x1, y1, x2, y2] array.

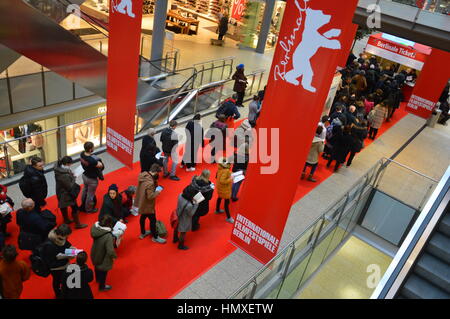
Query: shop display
[[173, 0, 230, 19], [143, 1, 155, 15]]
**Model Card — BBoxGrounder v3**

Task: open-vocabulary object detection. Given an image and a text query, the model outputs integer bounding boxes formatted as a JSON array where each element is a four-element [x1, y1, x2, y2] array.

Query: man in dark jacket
[[329, 105, 347, 127], [231, 143, 250, 202], [80, 142, 104, 213], [61, 251, 94, 299], [232, 64, 248, 107], [16, 199, 54, 248], [160, 120, 180, 181], [182, 114, 204, 172], [20, 156, 47, 211], [190, 172, 214, 231], [140, 128, 162, 173], [218, 14, 228, 41]]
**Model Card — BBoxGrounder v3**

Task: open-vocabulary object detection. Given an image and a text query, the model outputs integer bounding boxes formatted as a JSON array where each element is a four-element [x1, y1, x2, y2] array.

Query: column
[[151, 0, 169, 73], [255, 0, 276, 54]]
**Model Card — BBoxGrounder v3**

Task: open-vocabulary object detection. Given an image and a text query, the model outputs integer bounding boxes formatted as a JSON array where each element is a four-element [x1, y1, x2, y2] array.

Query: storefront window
[[266, 1, 286, 48], [238, 0, 265, 49]]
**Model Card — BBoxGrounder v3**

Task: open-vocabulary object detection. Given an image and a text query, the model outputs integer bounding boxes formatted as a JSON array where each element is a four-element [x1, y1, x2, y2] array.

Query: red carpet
[[6, 105, 407, 299]]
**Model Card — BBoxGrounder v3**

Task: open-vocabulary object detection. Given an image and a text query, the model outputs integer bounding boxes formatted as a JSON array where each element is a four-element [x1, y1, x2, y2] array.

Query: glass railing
[[229, 158, 439, 299], [0, 69, 266, 180]]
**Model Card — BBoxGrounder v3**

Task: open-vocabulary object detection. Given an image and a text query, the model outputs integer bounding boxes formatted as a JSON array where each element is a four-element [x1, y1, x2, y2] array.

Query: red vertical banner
[[406, 49, 450, 119], [106, 0, 143, 168], [337, 23, 358, 68], [231, 0, 247, 21], [230, 0, 359, 264]]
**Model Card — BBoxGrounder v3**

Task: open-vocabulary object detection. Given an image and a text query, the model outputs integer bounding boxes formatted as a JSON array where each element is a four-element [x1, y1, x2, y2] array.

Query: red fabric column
[[106, 0, 143, 168], [406, 49, 450, 119], [230, 0, 359, 264]]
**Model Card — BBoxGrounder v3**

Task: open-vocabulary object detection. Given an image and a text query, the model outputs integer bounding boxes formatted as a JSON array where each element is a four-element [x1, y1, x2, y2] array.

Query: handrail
[[381, 158, 439, 183], [370, 165, 450, 299], [193, 56, 236, 67]]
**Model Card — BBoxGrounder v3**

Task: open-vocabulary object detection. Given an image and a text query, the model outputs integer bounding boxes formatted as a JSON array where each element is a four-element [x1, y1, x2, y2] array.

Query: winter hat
[[108, 184, 119, 192], [237, 64, 244, 70]]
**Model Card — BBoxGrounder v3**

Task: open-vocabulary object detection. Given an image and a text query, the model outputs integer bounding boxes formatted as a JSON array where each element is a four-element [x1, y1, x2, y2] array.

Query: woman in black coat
[[218, 14, 229, 41], [182, 114, 204, 171], [99, 184, 124, 224], [190, 170, 214, 231], [61, 251, 94, 299], [327, 126, 352, 172]]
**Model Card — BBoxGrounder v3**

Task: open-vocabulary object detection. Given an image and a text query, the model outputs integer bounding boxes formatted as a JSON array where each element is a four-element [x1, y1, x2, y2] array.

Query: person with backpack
[[190, 170, 214, 231], [173, 184, 199, 250], [0, 244, 30, 299], [216, 97, 241, 129], [181, 114, 204, 172], [160, 120, 180, 181], [16, 199, 56, 250], [41, 224, 76, 299], [80, 142, 104, 213], [135, 164, 166, 244], [91, 215, 117, 292], [301, 126, 325, 182], [207, 114, 228, 163], [232, 64, 248, 107], [54, 156, 87, 229], [215, 157, 234, 224], [19, 156, 47, 212], [61, 251, 94, 299], [0, 184, 14, 239]]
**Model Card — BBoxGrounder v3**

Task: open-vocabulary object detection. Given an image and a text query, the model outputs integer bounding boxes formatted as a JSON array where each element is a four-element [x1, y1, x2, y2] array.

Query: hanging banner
[[106, 0, 143, 168], [231, 0, 248, 21], [406, 49, 450, 119], [337, 23, 358, 68], [230, 0, 359, 264]]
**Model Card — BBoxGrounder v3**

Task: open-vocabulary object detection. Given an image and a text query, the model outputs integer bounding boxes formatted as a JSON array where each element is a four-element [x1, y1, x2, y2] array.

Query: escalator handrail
[[371, 165, 450, 299]]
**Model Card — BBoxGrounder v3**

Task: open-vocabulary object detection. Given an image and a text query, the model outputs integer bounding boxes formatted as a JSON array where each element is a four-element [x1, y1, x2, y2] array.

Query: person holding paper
[[135, 164, 166, 244], [231, 143, 250, 202], [190, 170, 214, 231], [61, 251, 94, 299], [173, 185, 199, 250], [54, 156, 87, 229], [99, 184, 126, 225], [215, 158, 234, 224]]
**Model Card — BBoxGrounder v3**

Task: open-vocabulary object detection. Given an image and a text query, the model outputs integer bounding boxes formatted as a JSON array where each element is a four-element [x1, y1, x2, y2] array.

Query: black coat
[[331, 132, 352, 163], [16, 209, 52, 239], [99, 193, 124, 223], [140, 145, 162, 172], [160, 128, 178, 154], [218, 16, 228, 35], [61, 264, 94, 299], [232, 70, 247, 93], [183, 120, 204, 164], [190, 177, 214, 217], [22, 165, 48, 206]]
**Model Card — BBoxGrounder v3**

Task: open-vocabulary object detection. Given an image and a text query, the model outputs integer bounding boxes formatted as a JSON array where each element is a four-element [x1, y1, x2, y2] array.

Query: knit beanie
[[108, 184, 119, 192]]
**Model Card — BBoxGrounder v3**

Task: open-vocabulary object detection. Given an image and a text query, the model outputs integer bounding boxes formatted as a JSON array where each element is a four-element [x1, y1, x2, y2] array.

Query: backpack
[[40, 209, 57, 231], [215, 102, 230, 119], [30, 240, 52, 278], [326, 125, 334, 141], [18, 175, 32, 198]]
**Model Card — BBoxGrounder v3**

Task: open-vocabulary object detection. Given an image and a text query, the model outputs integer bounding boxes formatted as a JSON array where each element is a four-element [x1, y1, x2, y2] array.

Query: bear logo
[[111, 0, 136, 18], [284, 8, 341, 93]]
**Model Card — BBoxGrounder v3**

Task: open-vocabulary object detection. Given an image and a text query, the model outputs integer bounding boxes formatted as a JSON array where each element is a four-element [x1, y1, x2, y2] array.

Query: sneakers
[[169, 175, 180, 181], [178, 243, 189, 250], [231, 198, 238, 202], [163, 172, 170, 178], [307, 176, 317, 182], [226, 217, 235, 224], [139, 231, 151, 240], [99, 285, 112, 291], [215, 210, 225, 214], [152, 236, 167, 244], [186, 167, 196, 172]]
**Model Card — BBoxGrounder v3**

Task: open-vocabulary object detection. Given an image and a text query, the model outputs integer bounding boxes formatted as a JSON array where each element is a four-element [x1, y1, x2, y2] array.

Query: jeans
[[163, 153, 178, 177], [216, 198, 231, 219], [303, 163, 318, 176], [140, 214, 157, 238], [231, 180, 243, 200], [236, 91, 245, 106], [51, 269, 65, 299], [81, 175, 98, 212], [95, 268, 108, 289]]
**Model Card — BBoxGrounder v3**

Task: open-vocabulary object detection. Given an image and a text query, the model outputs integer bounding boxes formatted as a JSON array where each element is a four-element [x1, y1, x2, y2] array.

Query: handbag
[[69, 183, 81, 200], [170, 202, 189, 229]]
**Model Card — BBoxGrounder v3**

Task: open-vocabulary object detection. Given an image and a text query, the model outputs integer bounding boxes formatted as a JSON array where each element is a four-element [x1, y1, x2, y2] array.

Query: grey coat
[[54, 164, 76, 208], [176, 194, 198, 233]]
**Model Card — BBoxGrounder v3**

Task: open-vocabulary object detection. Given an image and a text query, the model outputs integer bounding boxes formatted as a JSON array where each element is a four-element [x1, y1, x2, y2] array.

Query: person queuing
[[368, 101, 389, 139], [301, 126, 325, 182], [248, 95, 261, 126], [0, 184, 14, 240], [173, 185, 199, 250], [0, 244, 30, 299], [61, 251, 94, 299], [19, 156, 47, 212], [181, 114, 204, 172], [231, 143, 250, 202], [190, 170, 214, 232], [232, 64, 248, 107], [140, 128, 162, 173], [215, 157, 234, 224], [326, 126, 351, 172], [160, 120, 180, 181], [135, 164, 166, 244], [207, 114, 228, 163], [91, 215, 117, 292], [80, 141, 104, 213], [54, 156, 87, 229]]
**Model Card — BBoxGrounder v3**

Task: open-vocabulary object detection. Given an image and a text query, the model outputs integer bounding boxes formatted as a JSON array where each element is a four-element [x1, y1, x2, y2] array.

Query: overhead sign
[[230, 0, 359, 264], [106, 0, 143, 168]]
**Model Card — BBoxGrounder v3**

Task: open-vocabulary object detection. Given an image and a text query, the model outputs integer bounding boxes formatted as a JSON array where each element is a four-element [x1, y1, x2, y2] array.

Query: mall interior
[[0, 0, 449, 300]]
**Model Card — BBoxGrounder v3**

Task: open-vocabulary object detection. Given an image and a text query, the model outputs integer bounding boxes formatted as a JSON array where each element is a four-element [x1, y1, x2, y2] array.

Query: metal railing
[[229, 158, 439, 299], [390, 0, 449, 14], [0, 69, 266, 180]]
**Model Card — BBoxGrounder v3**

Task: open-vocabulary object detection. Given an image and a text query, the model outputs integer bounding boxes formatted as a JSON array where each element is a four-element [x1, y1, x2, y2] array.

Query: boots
[[178, 240, 189, 250], [73, 212, 87, 229], [61, 209, 73, 224], [173, 231, 179, 243], [307, 175, 317, 182]]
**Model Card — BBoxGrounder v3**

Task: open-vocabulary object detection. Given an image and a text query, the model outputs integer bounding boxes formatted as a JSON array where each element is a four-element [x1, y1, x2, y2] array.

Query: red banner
[[406, 49, 450, 119], [231, 0, 247, 21], [106, 0, 143, 168], [337, 24, 358, 68], [230, 0, 359, 264]]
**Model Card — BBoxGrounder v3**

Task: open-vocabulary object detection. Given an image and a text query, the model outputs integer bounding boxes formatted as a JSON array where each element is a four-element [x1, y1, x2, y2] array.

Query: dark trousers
[[61, 205, 79, 223], [327, 158, 342, 172], [346, 151, 357, 166], [236, 91, 245, 106], [51, 269, 65, 299], [369, 127, 379, 139], [216, 198, 231, 218], [303, 163, 318, 176], [95, 268, 108, 289], [140, 214, 157, 238], [218, 33, 225, 41], [231, 180, 243, 200]]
